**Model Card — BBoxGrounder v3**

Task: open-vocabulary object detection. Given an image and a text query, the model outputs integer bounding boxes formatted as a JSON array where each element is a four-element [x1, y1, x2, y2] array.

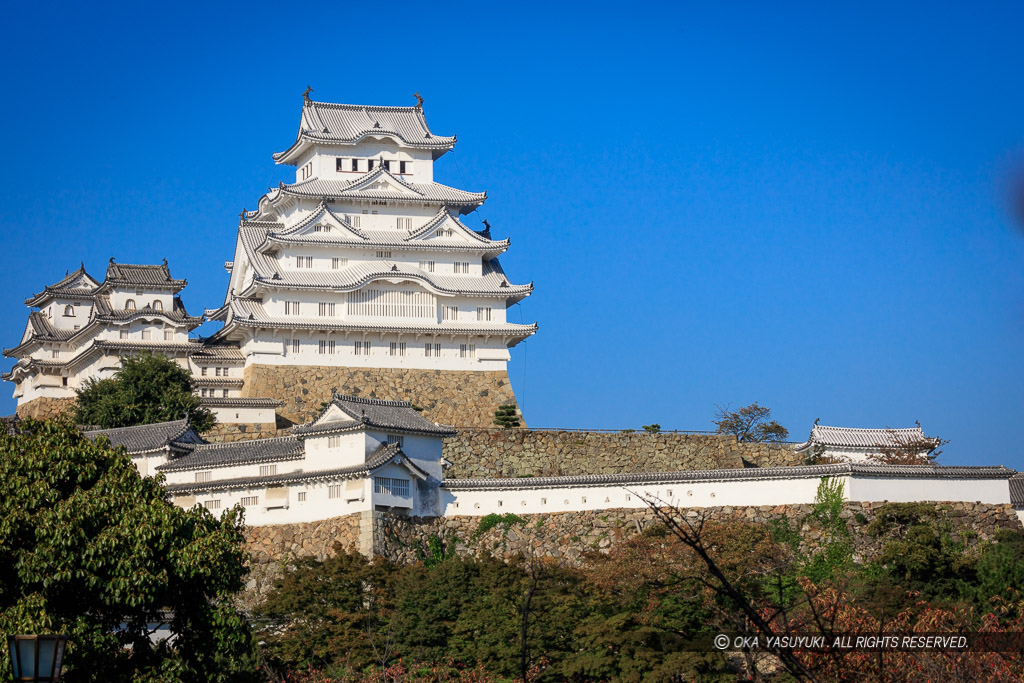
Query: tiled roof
[[103, 260, 186, 289], [293, 393, 456, 437], [219, 296, 537, 340], [193, 377, 244, 387], [273, 99, 455, 164], [163, 442, 428, 493], [275, 167, 485, 207], [157, 436, 303, 472], [187, 342, 246, 363], [25, 266, 100, 305], [442, 463, 1017, 490], [261, 203, 508, 255], [198, 397, 283, 407], [1010, 473, 1024, 507], [793, 424, 936, 452], [84, 419, 199, 455]]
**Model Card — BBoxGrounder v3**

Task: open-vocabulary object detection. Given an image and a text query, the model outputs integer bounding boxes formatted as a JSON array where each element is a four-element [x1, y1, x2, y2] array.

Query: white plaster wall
[[161, 455, 304, 486], [181, 478, 372, 526], [207, 405, 277, 424], [846, 476, 1010, 504]]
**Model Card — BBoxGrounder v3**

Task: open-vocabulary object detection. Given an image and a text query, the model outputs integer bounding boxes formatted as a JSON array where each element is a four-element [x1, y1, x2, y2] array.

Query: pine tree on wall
[[493, 404, 521, 429]]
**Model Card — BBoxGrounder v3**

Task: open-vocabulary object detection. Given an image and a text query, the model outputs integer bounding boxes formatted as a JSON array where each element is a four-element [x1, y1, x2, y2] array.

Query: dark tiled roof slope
[[84, 419, 195, 454], [293, 393, 456, 437], [157, 436, 303, 472], [1010, 474, 1024, 507]]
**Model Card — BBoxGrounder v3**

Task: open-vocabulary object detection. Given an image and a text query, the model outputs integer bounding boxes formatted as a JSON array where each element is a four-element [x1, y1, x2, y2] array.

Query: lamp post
[[7, 635, 68, 682]]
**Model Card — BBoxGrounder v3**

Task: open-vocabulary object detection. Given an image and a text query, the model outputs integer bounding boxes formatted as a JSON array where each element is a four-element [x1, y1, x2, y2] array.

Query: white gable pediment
[[347, 171, 421, 197]]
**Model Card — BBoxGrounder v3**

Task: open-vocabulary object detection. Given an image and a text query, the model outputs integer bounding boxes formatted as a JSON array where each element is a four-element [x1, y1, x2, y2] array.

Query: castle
[[4, 92, 535, 430], [3, 94, 1021, 563]]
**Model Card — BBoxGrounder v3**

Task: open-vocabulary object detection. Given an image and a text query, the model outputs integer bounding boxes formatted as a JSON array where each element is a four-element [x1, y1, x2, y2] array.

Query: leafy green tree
[[712, 402, 789, 442], [74, 353, 215, 431], [0, 418, 257, 682], [642, 423, 661, 433]]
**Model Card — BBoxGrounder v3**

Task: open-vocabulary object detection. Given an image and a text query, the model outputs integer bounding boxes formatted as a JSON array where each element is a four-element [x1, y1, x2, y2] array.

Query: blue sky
[[2, 1, 1022, 467]]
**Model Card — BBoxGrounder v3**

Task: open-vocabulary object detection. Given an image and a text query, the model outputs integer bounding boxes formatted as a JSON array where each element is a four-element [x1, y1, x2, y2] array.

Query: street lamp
[[7, 635, 68, 682]]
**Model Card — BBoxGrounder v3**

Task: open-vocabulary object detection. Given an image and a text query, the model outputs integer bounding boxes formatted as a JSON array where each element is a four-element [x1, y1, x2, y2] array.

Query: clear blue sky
[[2, 1, 1022, 468]]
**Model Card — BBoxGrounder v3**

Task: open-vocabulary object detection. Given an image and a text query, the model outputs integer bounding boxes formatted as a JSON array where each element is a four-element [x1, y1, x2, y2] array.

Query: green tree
[[74, 353, 215, 431], [712, 402, 789, 442], [0, 418, 257, 682], [493, 404, 521, 429]]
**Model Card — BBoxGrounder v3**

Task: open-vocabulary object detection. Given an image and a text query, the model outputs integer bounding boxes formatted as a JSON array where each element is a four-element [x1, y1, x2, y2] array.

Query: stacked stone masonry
[[442, 429, 802, 478], [242, 364, 521, 428], [15, 396, 76, 420]]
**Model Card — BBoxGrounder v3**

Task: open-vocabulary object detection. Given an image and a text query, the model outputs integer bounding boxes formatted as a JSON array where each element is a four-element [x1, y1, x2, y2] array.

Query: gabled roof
[[274, 168, 486, 210], [793, 424, 938, 453], [25, 265, 100, 306], [157, 435, 303, 472], [273, 98, 456, 165], [84, 418, 201, 455], [293, 393, 456, 438], [100, 260, 186, 292]]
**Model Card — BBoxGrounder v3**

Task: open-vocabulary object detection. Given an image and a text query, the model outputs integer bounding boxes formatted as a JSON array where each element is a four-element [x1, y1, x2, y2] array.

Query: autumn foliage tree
[[712, 402, 789, 442]]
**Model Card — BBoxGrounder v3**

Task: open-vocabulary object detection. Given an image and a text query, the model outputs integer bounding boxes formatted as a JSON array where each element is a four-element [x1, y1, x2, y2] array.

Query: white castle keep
[[4, 93, 536, 428]]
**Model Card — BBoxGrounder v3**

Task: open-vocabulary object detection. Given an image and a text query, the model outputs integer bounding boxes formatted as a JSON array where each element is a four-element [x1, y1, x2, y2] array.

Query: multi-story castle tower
[[205, 93, 537, 426]]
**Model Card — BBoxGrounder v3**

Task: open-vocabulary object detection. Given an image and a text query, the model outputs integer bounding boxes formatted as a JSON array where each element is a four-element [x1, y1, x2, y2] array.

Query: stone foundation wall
[[241, 364, 521, 427], [203, 422, 292, 443], [242, 512, 366, 608], [16, 396, 77, 420], [442, 429, 800, 478], [242, 502, 1021, 572]]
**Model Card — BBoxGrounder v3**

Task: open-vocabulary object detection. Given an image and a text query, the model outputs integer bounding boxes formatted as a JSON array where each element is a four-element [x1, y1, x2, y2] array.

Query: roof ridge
[[333, 393, 412, 407]]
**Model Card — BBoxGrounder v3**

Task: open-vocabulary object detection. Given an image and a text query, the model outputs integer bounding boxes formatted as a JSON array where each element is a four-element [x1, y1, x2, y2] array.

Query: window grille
[[349, 215, 361, 228], [120, 330, 129, 339], [64, 305, 74, 316], [328, 435, 341, 448], [454, 262, 471, 273], [424, 343, 441, 357], [460, 344, 476, 358], [141, 330, 151, 340], [222, 389, 229, 398], [437, 228, 453, 238], [354, 341, 371, 356], [389, 342, 406, 357], [348, 289, 435, 318], [319, 340, 335, 354], [387, 434, 404, 447], [328, 484, 342, 499], [296, 256, 313, 268], [374, 477, 410, 497], [376, 250, 392, 259], [419, 260, 435, 272], [196, 471, 212, 483], [259, 465, 277, 477], [51, 350, 59, 359], [442, 305, 458, 321], [297, 491, 307, 502], [290, 339, 300, 354], [476, 307, 492, 321], [332, 257, 346, 269], [240, 496, 259, 506], [318, 302, 336, 316], [153, 300, 163, 311], [284, 301, 301, 315], [125, 299, 136, 310], [164, 330, 173, 340], [204, 499, 221, 510], [397, 217, 412, 230]]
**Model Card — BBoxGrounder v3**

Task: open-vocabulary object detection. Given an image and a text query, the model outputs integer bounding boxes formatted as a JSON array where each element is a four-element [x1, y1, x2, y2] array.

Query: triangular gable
[[310, 402, 364, 427], [368, 452, 430, 481], [405, 210, 492, 245], [277, 203, 368, 241], [60, 271, 100, 291], [343, 166, 423, 197]]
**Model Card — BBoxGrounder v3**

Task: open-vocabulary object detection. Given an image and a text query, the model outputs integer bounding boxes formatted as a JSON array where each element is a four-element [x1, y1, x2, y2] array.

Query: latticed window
[[240, 496, 259, 506], [460, 344, 476, 359], [284, 301, 301, 315], [203, 499, 220, 510], [419, 260, 435, 272], [297, 491, 307, 502], [387, 434, 404, 447], [374, 477, 410, 497], [397, 217, 412, 230], [120, 330, 129, 339], [442, 305, 458, 321], [424, 343, 441, 357], [376, 251, 392, 259], [348, 289, 436, 318], [153, 300, 163, 311], [290, 339, 300, 354], [318, 302, 336, 316], [318, 339, 335, 354], [296, 256, 313, 268], [354, 341, 371, 356], [327, 435, 341, 448], [332, 257, 347, 269], [196, 471, 212, 483], [124, 299, 136, 311], [454, 262, 471, 274], [328, 485, 342, 499], [259, 465, 277, 477], [389, 342, 406, 357], [476, 307, 492, 321]]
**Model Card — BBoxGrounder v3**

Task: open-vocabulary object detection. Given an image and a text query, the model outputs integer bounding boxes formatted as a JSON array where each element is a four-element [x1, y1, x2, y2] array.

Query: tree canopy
[[73, 353, 215, 431], [0, 418, 257, 682], [712, 402, 789, 442]]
